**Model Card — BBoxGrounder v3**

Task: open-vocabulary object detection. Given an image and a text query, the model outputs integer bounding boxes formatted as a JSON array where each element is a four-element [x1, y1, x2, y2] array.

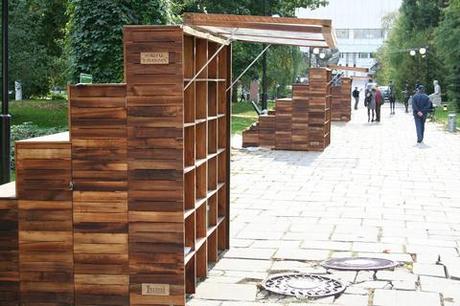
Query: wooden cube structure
[[331, 77, 352, 121], [242, 68, 332, 151]]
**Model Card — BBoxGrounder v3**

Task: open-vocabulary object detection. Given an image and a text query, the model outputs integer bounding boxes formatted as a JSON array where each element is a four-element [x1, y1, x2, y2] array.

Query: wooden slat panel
[[0, 197, 19, 306], [331, 77, 352, 122], [242, 68, 331, 151], [69, 84, 129, 306], [124, 26, 186, 306], [16, 141, 73, 305]]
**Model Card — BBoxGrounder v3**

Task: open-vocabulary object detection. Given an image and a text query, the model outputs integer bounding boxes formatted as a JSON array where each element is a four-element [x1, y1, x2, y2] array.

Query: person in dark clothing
[[365, 88, 375, 122], [389, 81, 396, 114], [352, 87, 360, 110], [374, 87, 383, 122], [402, 82, 410, 113], [412, 85, 432, 143]]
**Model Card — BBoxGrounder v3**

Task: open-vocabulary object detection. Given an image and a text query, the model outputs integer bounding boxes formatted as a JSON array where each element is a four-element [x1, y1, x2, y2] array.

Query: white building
[[297, 0, 402, 78]]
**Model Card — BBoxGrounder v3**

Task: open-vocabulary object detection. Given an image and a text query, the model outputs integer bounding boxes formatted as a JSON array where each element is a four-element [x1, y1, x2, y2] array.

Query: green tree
[[376, 0, 448, 98], [67, 0, 173, 84], [8, 0, 68, 98], [434, 0, 460, 111]]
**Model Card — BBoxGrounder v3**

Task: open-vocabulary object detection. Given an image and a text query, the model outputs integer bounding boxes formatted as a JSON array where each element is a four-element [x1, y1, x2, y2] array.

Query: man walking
[[389, 81, 396, 114], [352, 87, 360, 110], [374, 87, 383, 122], [412, 85, 431, 143]]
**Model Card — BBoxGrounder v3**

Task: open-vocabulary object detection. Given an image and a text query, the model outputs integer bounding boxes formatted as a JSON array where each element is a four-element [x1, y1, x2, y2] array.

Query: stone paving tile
[[274, 248, 330, 261], [413, 263, 446, 277], [213, 259, 272, 272], [251, 240, 302, 249], [269, 260, 327, 273], [373, 289, 441, 306], [419, 276, 460, 303], [334, 294, 369, 306], [223, 248, 277, 260], [194, 283, 257, 301], [302, 240, 352, 251]]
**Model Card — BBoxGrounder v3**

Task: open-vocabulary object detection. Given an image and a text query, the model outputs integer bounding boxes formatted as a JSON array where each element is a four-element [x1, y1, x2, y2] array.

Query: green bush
[[10, 122, 66, 169]]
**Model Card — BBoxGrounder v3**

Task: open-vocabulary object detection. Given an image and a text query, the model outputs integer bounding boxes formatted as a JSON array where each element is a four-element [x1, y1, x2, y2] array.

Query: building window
[[340, 53, 345, 59], [335, 29, 350, 39], [353, 29, 384, 39], [358, 53, 369, 59]]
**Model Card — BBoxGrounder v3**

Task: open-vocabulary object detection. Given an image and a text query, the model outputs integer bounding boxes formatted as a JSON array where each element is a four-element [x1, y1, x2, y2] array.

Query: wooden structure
[[242, 68, 332, 151], [0, 13, 337, 306], [328, 64, 369, 73], [331, 77, 352, 122], [0, 182, 18, 306]]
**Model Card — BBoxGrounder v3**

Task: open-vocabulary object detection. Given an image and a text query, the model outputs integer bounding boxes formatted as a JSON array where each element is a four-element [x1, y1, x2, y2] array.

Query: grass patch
[[10, 99, 68, 128], [231, 101, 275, 134], [433, 108, 460, 127]]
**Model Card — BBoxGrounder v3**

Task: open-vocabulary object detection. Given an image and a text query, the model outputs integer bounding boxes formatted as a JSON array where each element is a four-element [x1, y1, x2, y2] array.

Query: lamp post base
[[0, 113, 11, 184]]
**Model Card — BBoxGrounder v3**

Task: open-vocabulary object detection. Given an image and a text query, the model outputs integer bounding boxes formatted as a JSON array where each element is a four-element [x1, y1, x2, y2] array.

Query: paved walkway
[[188, 103, 460, 306]]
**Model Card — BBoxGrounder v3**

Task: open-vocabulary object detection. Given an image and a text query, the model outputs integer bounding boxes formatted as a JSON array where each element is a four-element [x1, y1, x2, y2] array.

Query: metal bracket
[[226, 44, 272, 93], [184, 30, 237, 91]]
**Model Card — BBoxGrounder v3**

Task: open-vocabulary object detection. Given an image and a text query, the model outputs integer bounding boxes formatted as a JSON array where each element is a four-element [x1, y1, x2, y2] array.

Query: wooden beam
[[328, 65, 369, 73], [182, 26, 230, 45], [184, 13, 332, 27]]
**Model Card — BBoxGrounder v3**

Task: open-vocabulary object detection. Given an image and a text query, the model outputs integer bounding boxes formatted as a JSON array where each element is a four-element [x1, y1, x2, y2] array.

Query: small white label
[[142, 283, 170, 296]]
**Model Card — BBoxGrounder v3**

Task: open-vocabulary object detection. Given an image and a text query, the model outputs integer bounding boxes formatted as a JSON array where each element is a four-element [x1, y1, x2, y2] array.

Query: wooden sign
[[141, 52, 169, 64], [141, 283, 170, 296]]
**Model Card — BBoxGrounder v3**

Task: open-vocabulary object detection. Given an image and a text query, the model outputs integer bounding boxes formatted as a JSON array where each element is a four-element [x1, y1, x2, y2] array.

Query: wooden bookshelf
[[178, 31, 231, 296]]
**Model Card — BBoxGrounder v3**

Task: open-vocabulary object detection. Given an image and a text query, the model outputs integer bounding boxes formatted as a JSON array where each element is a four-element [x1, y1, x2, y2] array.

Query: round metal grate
[[261, 273, 346, 298], [321, 257, 399, 271]]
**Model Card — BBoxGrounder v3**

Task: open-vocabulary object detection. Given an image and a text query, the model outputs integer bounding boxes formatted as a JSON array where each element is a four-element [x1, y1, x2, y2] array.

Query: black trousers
[[376, 104, 381, 122]]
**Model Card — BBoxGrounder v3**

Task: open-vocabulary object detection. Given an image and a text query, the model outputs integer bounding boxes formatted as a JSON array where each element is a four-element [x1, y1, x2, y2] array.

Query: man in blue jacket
[[412, 85, 432, 143]]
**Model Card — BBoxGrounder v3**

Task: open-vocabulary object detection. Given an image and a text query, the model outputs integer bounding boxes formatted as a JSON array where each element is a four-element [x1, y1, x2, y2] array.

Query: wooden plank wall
[[242, 69, 331, 151], [16, 141, 74, 305], [124, 26, 185, 306], [292, 84, 310, 151], [0, 187, 18, 306], [69, 84, 129, 306], [275, 99, 293, 150], [331, 77, 352, 122]]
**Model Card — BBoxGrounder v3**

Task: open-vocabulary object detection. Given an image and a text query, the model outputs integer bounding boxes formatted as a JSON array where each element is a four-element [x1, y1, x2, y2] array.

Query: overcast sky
[[297, 0, 402, 29]]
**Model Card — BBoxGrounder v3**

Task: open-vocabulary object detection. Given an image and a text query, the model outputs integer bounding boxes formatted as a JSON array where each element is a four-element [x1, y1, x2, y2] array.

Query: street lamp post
[[0, 0, 10, 184]]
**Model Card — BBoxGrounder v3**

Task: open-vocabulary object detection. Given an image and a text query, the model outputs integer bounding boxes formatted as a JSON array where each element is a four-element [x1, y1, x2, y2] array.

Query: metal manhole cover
[[321, 257, 399, 271], [261, 273, 346, 298]]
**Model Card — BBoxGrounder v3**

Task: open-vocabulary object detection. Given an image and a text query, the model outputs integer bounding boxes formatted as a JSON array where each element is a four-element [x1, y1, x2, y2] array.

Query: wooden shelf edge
[[196, 158, 207, 168], [217, 182, 225, 191], [208, 116, 218, 121], [207, 188, 218, 199], [196, 118, 207, 124], [184, 122, 195, 128], [195, 197, 207, 209], [208, 152, 218, 160], [196, 237, 206, 249], [217, 113, 226, 119], [207, 224, 218, 236], [184, 208, 195, 219], [185, 249, 195, 264], [184, 165, 195, 174]]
